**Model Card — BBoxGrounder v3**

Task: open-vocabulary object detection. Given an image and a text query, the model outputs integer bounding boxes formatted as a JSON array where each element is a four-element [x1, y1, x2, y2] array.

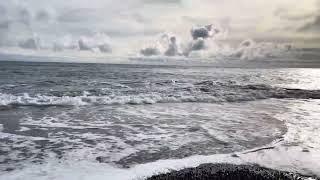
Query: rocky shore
[[147, 163, 319, 180]]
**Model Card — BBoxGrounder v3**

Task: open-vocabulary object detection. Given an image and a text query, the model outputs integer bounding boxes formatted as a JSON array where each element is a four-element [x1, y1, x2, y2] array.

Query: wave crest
[[1, 85, 320, 108]]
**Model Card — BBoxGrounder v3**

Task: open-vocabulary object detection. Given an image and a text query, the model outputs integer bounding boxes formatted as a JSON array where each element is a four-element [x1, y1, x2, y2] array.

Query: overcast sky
[[0, 0, 319, 49]]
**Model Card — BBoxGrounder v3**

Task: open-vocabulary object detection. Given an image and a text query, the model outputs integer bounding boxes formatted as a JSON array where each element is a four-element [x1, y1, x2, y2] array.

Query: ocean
[[0, 57, 320, 179]]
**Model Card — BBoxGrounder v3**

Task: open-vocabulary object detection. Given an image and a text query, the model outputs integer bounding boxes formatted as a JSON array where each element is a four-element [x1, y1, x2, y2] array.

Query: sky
[[0, 0, 319, 52]]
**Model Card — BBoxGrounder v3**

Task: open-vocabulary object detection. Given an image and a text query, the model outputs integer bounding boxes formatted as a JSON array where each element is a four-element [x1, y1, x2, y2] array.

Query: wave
[[235, 84, 320, 99], [1, 85, 320, 107], [0, 92, 242, 107]]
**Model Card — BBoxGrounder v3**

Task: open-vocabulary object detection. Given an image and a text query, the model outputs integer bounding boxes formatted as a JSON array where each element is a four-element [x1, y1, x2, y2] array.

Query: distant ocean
[[0, 52, 320, 179]]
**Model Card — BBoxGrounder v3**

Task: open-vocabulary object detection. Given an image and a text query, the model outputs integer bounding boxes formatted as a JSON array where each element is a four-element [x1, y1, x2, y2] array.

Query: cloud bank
[[0, 0, 319, 55]]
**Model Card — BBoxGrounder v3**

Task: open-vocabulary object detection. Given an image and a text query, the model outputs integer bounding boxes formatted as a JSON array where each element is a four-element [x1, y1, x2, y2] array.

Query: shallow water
[[0, 61, 320, 179]]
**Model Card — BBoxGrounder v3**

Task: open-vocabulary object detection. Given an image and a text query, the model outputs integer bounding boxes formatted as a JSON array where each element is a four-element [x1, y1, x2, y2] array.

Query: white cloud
[[0, 0, 319, 50]]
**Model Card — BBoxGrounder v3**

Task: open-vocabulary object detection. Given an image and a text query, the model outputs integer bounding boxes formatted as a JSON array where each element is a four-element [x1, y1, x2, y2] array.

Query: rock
[[146, 163, 318, 180], [231, 154, 239, 158], [302, 148, 310, 152]]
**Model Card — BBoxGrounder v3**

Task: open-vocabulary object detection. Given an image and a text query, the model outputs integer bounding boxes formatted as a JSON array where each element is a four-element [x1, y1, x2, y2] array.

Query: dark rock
[[302, 148, 310, 152], [96, 156, 105, 163], [146, 163, 318, 180], [231, 154, 239, 158]]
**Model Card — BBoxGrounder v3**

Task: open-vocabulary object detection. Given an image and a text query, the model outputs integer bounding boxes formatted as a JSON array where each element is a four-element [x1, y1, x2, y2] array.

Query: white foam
[[17, 127, 31, 132], [0, 151, 243, 180], [1, 144, 318, 180], [0, 92, 244, 107], [0, 93, 88, 106], [1, 100, 319, 179]]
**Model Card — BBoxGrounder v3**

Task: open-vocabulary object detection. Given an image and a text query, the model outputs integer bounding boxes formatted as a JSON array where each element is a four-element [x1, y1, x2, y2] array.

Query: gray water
[[0, 60, 320, 179]]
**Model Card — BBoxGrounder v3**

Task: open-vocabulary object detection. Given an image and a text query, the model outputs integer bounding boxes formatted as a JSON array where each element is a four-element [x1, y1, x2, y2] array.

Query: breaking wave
[[1, 85, 320, 107], [0, 92, 250, 107]]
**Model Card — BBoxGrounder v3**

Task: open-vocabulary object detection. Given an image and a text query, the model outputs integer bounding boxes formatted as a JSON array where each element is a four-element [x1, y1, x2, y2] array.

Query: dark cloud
[[58, 9, 100, 23], [78, 39, 91, 51], [164, 36, 179, 56], [98, 44, 112, 53], [19, 37, 40, 50], [0, 18, 9, 46], [77, 34, 112, 53], [273, 6, 320, 33], [131, 13, 150, 23], [191, 25, 212, 40], [182, 38, 207, 56], [190, 38, 206, 51], [0, 21, 10, 30], [274, 8, 315, 21], [0, 4, 32, 33], [140, 47, 161, 56], [299, 16, 320, 32], [239, 39, 254, 47], [17, 8, 32, 26], [191, 24, 220, 40], [0, 5, 7, 16], [140, 24, 223, 57], [36, 10, 51, 22]]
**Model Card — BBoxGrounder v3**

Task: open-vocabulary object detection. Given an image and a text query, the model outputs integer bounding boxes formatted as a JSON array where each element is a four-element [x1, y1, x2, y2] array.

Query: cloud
[[58, 8, 100, 23], [141, 0, 182, 5], [35, 9, 54, 22], [0, 0, 320, 51], [139, 25, 220, 57], [0, 5, 7, 16], [139, 33, 181, 57], [164, 36, 179, 56], [274, 8, 315, 21], [270, 0, 320, 33], [191, 25, 212, 40], [78, 33, 112, 53], [19, 36, 40, 50], [182, 38, 207, 56], [190, 38, 206, 50], [17, 8, 32, 25], [190, 24, 220, 40], [0, 21, 10, 30], [140, 47, 161, 56], [299, 16, 320, 32]]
